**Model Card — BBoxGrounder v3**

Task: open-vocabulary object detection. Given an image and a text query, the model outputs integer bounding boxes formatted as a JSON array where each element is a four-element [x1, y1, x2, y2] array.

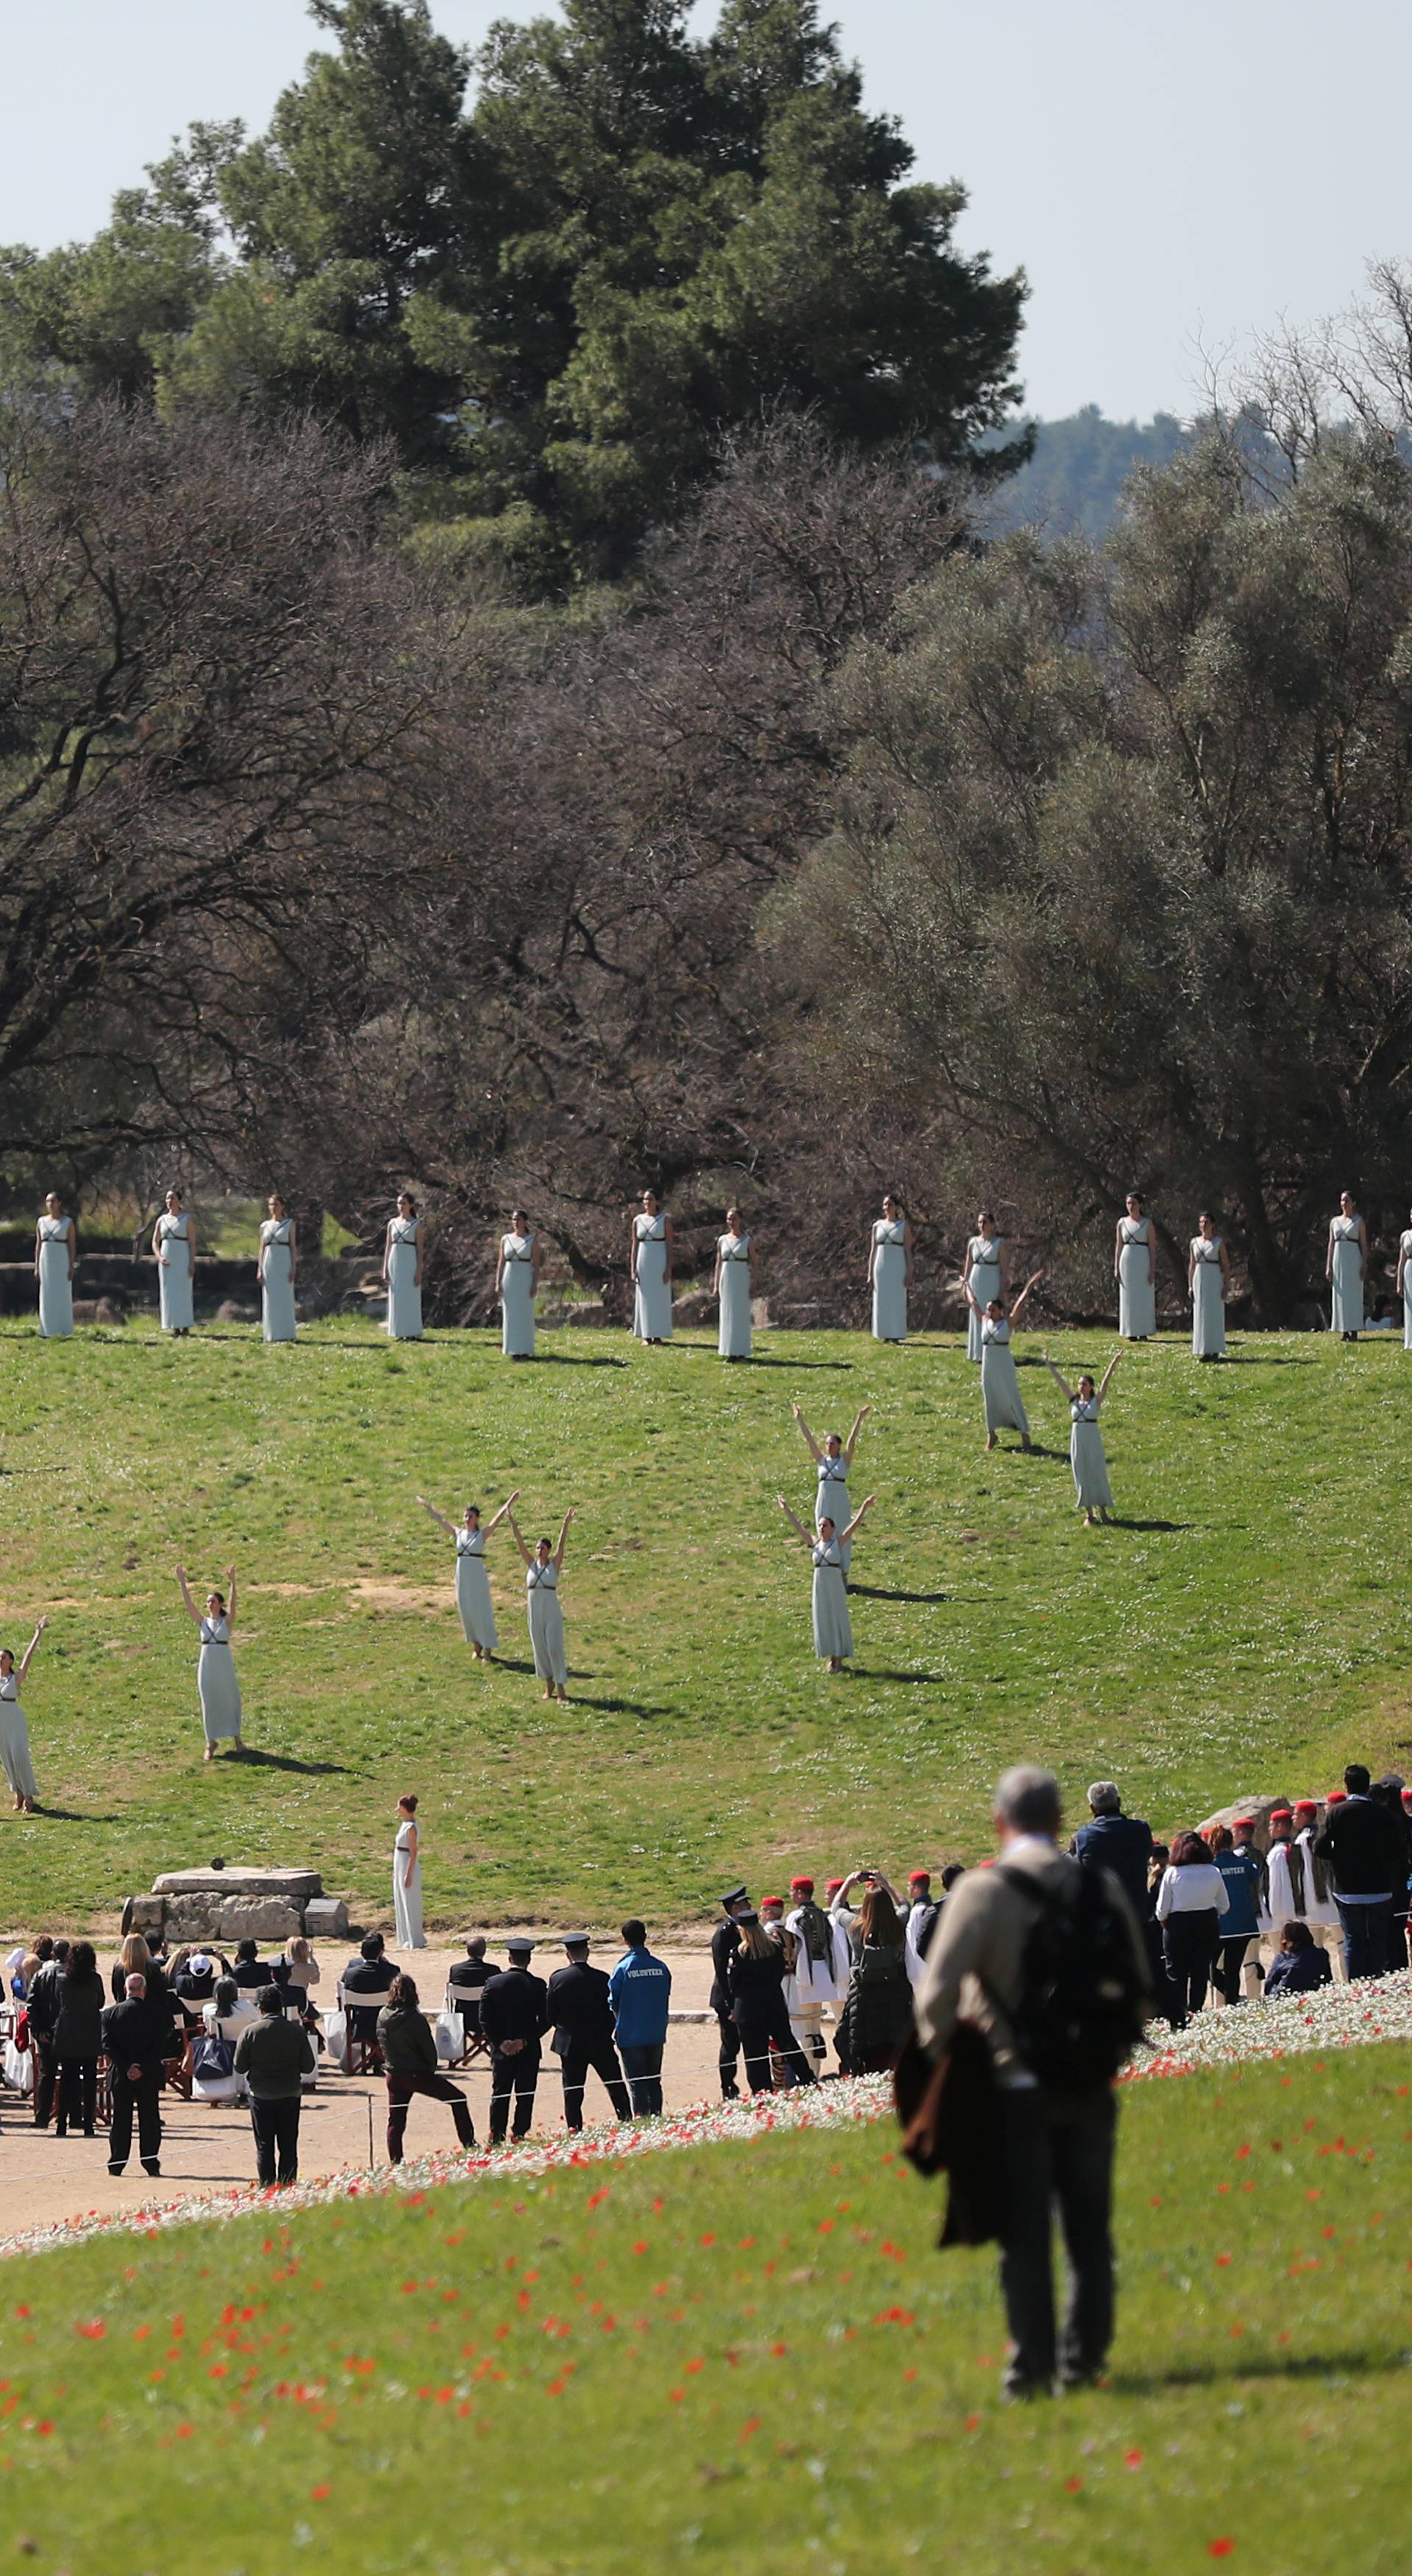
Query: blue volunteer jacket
[[608, 1947, 671, 2047]]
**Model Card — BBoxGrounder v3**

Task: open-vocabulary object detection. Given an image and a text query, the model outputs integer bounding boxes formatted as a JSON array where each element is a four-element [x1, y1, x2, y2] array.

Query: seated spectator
[[446, 1934, 495, 2032], [1264, 1920, 1333, 1997], [193, 1978, 254, 2104], [13, 1950, 40, 1999], [341, 1933, 397, 2044], [286, 1936, 320, 1996], [172, 1949, 224, 2029], [230, 1937, 271, 1992]]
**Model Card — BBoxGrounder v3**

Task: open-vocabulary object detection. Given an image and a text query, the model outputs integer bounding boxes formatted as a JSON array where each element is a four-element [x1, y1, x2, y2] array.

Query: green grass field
[[1, 2046, 1409, 2575], [1, 1317, 1408, 1931]]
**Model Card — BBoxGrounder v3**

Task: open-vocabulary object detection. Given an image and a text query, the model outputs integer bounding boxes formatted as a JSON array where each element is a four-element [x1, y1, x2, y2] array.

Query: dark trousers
[[1162, 1909, 1218, 2019], [1214, 1934, 1258, 2004], [735, 1997, 816, 2094], [619, 2042, 664, 2117], [56, 2057, 98, 2133], [488, 2044, 541, 2142], [32, 2036, 57, 2127], [386, 2067, 475, 2162], [558, 2039, 631, 2130], [998, 2084, 1116, 2393], [109, 2068, 163, 2169], [250, 2095, 302, 2186], [715, 2010, 742, 2099], [1336, 1897, 1393, 1981]]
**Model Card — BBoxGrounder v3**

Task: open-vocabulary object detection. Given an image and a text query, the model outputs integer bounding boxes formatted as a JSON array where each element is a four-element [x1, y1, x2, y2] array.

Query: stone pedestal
[[123, 1867, 351, 1946]]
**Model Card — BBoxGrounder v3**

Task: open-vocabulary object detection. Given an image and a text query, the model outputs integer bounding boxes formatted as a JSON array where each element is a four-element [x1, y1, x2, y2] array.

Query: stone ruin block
[[303, 1896, 350, 1941], [213, 1895, 304, 1945]]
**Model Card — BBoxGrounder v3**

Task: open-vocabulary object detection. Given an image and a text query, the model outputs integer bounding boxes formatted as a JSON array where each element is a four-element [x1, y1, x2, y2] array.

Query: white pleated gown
[[500, 1232, 536, 1356], [393, 1819, 425, 1949], [632, 1215, 673, 1340], [717, 1233, 752, 1358], [1329, 1217, 1363, 1333], [527, 1561, 568, 1685], [1191, 1237, 1226, 1358], [157, 1213, 195, 1331], [1402, 1231, 1412, 1349], [0, 1677, 37, 1800], [1069, 1399, 1113, 1512], [811, 1539, 854, 1661], [871, 1220, 908, 1340], [37, 1217, 74, 1338], [815, 1455, 854, 1572], [386, 1218, 423, 1338], [980, 1316, 1029, 1436], [260, 1217, 297, 1342], [197, 1615, 242, 1742], [964, 1237, 1003, 1361], [455, 1529, 497, 1652], [1117, 1218, 1156, 1339]]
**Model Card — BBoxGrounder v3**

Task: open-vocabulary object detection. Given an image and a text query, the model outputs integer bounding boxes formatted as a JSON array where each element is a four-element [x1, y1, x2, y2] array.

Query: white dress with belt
[[527, 1559, 568, 1685], [157, 1212, 195, 1332], [1069, 1397, 1113, 1512], [259, 1217, 296, 1343], [500, 1231, 536, 1357], [455, 1527, 497, 1653], [980, 1315, 1029, 1437], [632, 1214, 673, 1341], [717, 1231, 752, 1359], [37, 1215, 74, 1339], [1329, 1216, 1363, 1334], [393, 1819, 425, 1950], [811, 1538, 854, 1661], [1191, 1235, 1226, 1359], [386, 1217, 423, 1339], [964, 1236, 1002, 1361], [814, 1451, 854, 1572], [871, 1220, 908, 1341], [1117, 1217, 1155, 1339], [197, 1614, 242, 1743], [0, 1674, 38, 1801]]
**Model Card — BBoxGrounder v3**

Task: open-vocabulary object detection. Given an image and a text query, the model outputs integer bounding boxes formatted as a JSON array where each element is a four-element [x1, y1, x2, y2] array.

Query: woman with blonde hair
[[110, 1932, 174, 2032]]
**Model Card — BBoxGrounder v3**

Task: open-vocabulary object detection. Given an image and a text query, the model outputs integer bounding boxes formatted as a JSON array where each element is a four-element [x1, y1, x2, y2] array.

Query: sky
[[1, 0, 1409, 422]]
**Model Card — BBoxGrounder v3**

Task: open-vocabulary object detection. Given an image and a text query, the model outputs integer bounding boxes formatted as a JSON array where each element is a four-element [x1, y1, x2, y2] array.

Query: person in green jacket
[[377, 1973, 477, 2164], [234, 1986, 316, 2186]]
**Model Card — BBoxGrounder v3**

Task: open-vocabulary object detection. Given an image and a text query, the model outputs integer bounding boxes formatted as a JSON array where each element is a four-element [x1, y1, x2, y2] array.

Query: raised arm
[[1009, 1270, 1043, 1326], [1040, 1351, 1076, 1403], [174, 1568, 202, 1627], [552, 1508, 574, 1570], [15, 1617, 47, 1684], [484, 1489, 521, 1536], [841, 1494, 877, 1544], [791, 1403, 822, 1463], [776, 1495, 811, 1544], [1098, 1350, 1122, 1402], [225, 1565, 238, 1628], [842, 1403, 872, 1466], [417, 1495, 456, 1536], [504, 1511, 534, 1568]]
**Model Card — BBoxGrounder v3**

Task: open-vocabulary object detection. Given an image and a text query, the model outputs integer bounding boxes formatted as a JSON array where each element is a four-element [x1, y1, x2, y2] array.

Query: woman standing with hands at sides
[[712, 1208, 753, 1361], [496, 1209, 541, 1359], [176, 1566, 245, 1760], [776, 1495, 877, 1671], [869, 1195, 912, 1342], [384, 1192, 425, 1339], [792, 1402, 871, 1573], [960, 1209, 1007, 1361], [1397, 1209, 1412, 1349], [153, 1187, 196, 1334], [257, 1194, 297, 1344], [1114, 1192, 1157, 1340], [1188, 1213, 1230, 1360], [35, 1194, 76, 1339], [630, 1190, 674, 1343], [1041, 1350, 1121, 1525], [393, 1795, 425, 1950], [0, 1617, 47, 1812], [966, 1274, 1042, 1450], [1327, 1190, 1367, 1339], [507, 1507, 574, 1701], [416, 1491, 520, 1660]]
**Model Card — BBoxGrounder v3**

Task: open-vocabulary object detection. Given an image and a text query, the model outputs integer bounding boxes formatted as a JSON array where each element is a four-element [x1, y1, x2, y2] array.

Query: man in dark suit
[[446, 1934, 496, 2037], [545, 1936, 632, 2131], [479, 1937, 549, 2142], [709, 1886, 751, 2100], [341, 1933, 397, 2050], [102, 1972, 170, 2178]]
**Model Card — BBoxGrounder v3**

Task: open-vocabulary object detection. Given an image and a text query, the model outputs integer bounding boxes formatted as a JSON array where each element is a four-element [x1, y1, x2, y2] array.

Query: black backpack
[[999, 1865, 1148, 2088]]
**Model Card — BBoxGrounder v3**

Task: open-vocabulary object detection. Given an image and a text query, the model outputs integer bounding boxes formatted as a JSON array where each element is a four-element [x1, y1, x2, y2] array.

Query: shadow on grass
[[1112, 2348, 1396, 2391], [231, 1748, 351, 1776], [527, 1352, 630, 1369], [847, 1584, 949, 1606], [568, 1689, 674, 1717], [859, 1668, 949, 1686], [28, 1805, 121, 1824], [1108, 1518, 1190, 1534]]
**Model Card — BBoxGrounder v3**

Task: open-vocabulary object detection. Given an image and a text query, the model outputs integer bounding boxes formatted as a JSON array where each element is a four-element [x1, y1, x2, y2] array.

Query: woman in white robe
[[393, 1795, 426, 1950], [777, 1494, 877, 1671], [507, 1507, 574, 1700], [1041, 1350, 1121, 1525], [0, 1617, 46, 1811], [630, 1191, 674, 1342], [417, 1489, 519, 1659], [384, 1192, 425, 1338], [1114, 1193, 1157, 1340], [961, 1211, 1007, 1362], [868, 1195, 911, 1342], [1327, 1192, 1367, 1339], [791, 1402, 871, 1574], [1188, 1214, 1230, 1360], [712, 1208, 753, 1360], [1397, 1208, 1412, 1350], [176, 1564, 245, 1759], [35, 1195, 76, 1338], [153, 1188, 196, 1334], [966, 1273, 1041, 1448], [496, 1208, 541, 1358], [257, 1195, 298, 1343]]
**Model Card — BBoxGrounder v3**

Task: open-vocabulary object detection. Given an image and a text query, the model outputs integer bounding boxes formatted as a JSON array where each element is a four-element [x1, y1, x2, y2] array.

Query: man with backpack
[[914, 1766, 1151, 2400]]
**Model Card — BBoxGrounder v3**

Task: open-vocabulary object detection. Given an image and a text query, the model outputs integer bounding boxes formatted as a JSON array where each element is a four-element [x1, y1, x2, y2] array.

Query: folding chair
[[443, 1983, 493, 2072], [337, 1982, 385, 2076]]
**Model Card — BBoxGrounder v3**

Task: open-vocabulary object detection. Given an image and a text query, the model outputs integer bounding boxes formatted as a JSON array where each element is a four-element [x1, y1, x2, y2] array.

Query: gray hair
[[994, 1765, 1063, 1836], [1087, 1780, 1121, 1814]]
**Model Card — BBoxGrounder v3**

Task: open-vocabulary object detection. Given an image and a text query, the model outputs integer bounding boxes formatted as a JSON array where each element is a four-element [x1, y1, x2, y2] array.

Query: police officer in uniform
[[709, 1885, 752, 2100], [479, 1936, 548, 2142], [545, 1936, 632, 2130]]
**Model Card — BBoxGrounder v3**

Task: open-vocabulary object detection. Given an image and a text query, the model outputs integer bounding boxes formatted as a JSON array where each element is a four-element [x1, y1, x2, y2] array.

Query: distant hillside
[[985, 404, 1193, 540]]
